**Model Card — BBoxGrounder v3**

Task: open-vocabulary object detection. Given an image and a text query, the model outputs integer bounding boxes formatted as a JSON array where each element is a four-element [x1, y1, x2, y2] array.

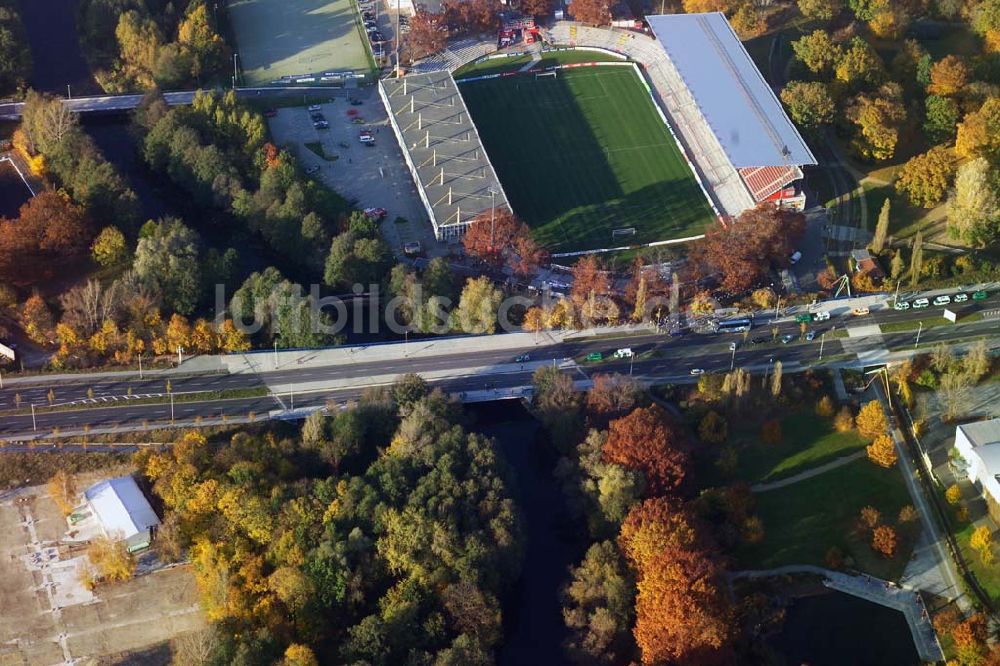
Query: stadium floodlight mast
[[488, 186, 499, 250]]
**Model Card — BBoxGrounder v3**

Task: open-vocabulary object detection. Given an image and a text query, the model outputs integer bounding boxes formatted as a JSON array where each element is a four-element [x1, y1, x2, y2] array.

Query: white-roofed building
[[953, 419, 1000, 521], [645, 12, 817, 209], [84, 475, 161, 553]]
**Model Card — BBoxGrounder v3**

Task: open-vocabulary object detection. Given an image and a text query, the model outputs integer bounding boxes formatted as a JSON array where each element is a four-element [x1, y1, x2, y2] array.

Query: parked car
[[689, 368, 704, 376], [307, 104, 322, 111], [371, 31, 385, 42], [350, 98, 364, 106], [363, 207, 388, 220], [933, 295, 951, 306], [305, 165, 321, 175], [313, 120, 329, 129], [403, 241, 422, 256], [954, 293, 969, 303], [852, 306, 870, 316], [973, 290, 989, 300], [359, 130, 375, 144], [913, 298, 930, 308], [894, 301, 910, 310], [614, 348, 634, 359], [814, 311, 831, 321], [310, 112, 325, 121], [790, 250, 802, 264]]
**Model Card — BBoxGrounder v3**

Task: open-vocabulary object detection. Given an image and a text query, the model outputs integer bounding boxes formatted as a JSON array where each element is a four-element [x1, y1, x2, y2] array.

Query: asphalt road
[[0, 300, 996, 440]]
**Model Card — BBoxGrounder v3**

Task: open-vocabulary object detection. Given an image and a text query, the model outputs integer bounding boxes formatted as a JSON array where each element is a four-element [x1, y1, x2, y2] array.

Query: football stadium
[[381, 12, 816, 256]]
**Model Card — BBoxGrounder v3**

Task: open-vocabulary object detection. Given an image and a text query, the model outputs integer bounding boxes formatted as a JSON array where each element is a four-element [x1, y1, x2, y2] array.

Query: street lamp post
[[138, 353, 143, 380], [289, 384, 294, 411], [915, 321, 923, 348], [31, 404, 36, 431], [177, 346, 184, 366], [274, 340, 279, 368], [819, 333, 826, 360], [170, 393, 175, 422], [730, 344, 736, 371], [630, 353, 635, 376], [488, 187, 497, 250]]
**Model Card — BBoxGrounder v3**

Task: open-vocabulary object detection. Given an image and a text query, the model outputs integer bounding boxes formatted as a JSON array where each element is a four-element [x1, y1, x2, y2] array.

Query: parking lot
[[267, 88, 445, 258], [0, 475, 204, 664]]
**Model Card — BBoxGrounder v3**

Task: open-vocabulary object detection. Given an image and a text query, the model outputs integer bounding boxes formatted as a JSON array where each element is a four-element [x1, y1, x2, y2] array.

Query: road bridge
[[0, 86, 350, 120]]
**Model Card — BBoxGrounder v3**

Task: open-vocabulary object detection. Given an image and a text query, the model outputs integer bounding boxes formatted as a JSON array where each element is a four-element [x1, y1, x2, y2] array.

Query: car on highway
[[781, 334, 794, 344], [973, 290, 989, 300], [894, 301, 910, 310], [586, 352, 603, 362], [913, 298, 930, 308], [954, 293, 969, 303], [307, 104, 322, 111], [806, 330, 816, 341], [852, 306, 870, 316], [690, 368, 704, 376], [933, 295, 951, 306], [751, 336, 768, 345], [514, 354, 530, 363], [614, 348, 634, 358], [814, 311, 830, 321]]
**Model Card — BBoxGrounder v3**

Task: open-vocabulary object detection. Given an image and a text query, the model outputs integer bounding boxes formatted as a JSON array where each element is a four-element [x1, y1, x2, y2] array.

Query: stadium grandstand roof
[[379, 71, 510, 240], [646, 12, 817, 170]]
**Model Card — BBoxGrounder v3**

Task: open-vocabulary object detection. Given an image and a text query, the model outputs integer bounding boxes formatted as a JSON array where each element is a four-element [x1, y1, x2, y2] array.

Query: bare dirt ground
[[0, 475, 204, 665]]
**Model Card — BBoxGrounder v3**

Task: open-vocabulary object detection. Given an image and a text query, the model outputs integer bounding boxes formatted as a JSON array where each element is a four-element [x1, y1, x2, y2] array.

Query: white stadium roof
[[646, 12, 817, 169], [84, 475, 160, 540]]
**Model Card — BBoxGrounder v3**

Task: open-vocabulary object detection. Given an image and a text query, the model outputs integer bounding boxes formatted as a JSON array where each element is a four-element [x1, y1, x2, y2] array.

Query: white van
[[614, 348, 634, 359]]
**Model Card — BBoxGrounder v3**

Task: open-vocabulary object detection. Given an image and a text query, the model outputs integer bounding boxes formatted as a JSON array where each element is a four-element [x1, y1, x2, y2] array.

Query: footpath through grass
[[736, 458, 915, 580], [459, 66, 715, 253]]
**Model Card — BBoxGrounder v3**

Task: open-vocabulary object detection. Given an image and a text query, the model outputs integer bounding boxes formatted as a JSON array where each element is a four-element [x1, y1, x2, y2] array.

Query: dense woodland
[[78, 0, 229, 91], [136, 376, 522, 664], [0, 0, 30, 97]]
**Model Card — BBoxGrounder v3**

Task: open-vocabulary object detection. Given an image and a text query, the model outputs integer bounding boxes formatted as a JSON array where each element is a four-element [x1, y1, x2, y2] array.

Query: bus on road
[[716, 317, 752, 333]]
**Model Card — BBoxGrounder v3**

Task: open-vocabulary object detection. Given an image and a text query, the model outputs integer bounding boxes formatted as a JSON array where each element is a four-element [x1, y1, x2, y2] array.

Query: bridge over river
[[0, 86, 349, 120]]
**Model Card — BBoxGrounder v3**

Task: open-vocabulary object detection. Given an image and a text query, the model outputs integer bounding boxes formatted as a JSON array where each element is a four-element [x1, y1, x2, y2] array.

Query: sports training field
[[229, 0, 374, 85], [459, 66, 715, 253]]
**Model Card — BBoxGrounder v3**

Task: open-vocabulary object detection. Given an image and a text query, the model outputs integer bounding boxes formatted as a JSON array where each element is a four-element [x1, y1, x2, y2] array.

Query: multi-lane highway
[[0, 295, 996, 441]]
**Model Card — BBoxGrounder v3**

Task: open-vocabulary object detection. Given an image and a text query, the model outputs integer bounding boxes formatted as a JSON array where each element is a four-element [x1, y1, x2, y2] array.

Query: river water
[[0, 160, 31, 218]]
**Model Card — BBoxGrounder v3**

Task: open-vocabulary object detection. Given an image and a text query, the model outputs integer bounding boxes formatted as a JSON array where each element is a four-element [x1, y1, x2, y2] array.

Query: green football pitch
[[459, 66, 716, 253]]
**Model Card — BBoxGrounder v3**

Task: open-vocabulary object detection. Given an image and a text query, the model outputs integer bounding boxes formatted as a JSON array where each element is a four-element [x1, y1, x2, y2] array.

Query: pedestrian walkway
[[750, 450, 865, 492], [732, 565, 943, 662]]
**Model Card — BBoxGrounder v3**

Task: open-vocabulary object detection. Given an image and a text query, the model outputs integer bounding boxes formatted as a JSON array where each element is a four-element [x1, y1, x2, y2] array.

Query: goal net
[[534, 70, 557, 79], [612, 227, 637, 239]]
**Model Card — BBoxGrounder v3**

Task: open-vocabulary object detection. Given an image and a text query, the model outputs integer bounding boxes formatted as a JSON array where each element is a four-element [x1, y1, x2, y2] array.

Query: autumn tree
[[603, 405, 689, 496], [909, 232, 924, 287], [956, 98, 1000, 161], [797, 0, 843, 21], [971, 526, 994, 564], [927, 55, 971, 97], [780, 81, 836, 131], [761, 419, 783, 445], [869, 198, 890, 254], [856, 399, 888, 440], [698, 411, 728, 444], [868, 4, 910, 40], [816, 395, 835, 418], [846, 84, 906, 161], [0, 190, 91, 283], [792, 30, 843, 74], [872, 525, 897, 558], [587, 373, 644, 428], [571, 0, 612, 25], [405, 7, 448, 60], [48, 470, 77, 515], [947, 158, 1000, 247], [519, 0, 553, 18], [834, 405, 855, 432], [462, 208, 545, 277], [688, 205, 805, 293], [453, 276, 502, 334], [87, 535, 136, 583], [91, 225, 128, 267], [867, 434, 898, 467], [533, 366, 584, 451], [835, 37, 885, 88], [21, 292, 54, 344], [894, 146, 956, 208]]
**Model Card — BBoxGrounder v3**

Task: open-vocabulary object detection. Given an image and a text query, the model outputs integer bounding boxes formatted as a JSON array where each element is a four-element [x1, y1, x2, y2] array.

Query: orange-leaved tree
[[603, 405, 689, 496]]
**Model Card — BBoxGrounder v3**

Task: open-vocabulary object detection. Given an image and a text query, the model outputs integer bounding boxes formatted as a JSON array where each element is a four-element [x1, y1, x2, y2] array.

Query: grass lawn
[[459, 66, 715, 253], [229, 0, 374, 84], [736, 458, 917, 580], [954, 521, 1000, 606], [701, 410, 868, 487]]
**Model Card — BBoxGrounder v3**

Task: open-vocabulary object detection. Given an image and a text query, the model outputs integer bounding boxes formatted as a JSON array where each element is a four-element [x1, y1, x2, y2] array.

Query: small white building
[[953, 419, 1000, 520], [83, 476, 161, 553]]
